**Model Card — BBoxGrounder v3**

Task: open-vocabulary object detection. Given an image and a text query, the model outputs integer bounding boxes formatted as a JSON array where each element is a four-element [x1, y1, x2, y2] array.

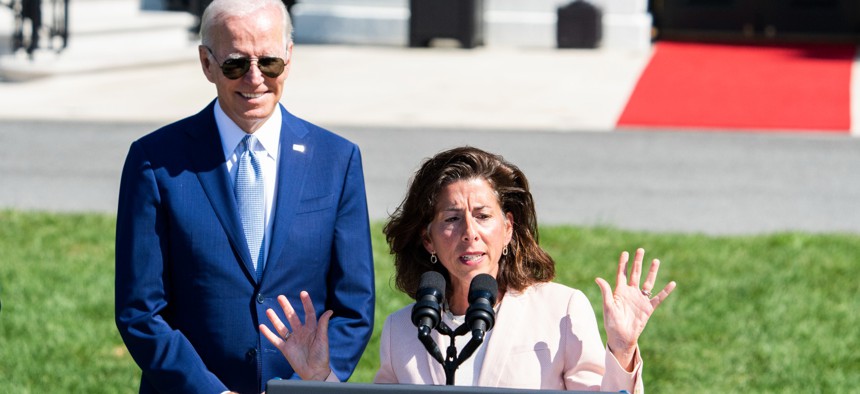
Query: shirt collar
[[215, 99, 282, 162]]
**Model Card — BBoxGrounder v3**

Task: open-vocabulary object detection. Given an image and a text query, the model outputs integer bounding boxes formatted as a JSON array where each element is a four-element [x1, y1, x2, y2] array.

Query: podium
[[267, 379, 616, 394]]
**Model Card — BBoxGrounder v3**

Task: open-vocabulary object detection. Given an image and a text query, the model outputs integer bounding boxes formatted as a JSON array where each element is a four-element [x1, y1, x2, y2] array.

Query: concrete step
[[0, 0, 198, 81]]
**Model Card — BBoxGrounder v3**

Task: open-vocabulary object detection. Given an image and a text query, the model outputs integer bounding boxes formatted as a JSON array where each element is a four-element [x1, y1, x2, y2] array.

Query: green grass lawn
[[1, 210, 858, 393]]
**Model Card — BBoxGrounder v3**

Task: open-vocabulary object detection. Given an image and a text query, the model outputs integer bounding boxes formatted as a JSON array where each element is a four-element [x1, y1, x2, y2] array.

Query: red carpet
[[617, 41, 855, 133]]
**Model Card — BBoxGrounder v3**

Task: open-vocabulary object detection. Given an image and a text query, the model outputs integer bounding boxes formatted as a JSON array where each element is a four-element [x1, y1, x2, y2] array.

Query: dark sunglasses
[[204, 46, 286, 79]]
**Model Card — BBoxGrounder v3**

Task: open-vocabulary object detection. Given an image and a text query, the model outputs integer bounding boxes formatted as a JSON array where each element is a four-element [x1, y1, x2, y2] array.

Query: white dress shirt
[[215, 100, 281, 265]]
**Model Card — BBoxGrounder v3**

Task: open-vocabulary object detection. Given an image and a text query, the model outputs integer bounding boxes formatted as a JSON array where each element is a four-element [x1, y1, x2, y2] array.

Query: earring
[[430, 253, 438, 264], [502, 245, 509, 256]]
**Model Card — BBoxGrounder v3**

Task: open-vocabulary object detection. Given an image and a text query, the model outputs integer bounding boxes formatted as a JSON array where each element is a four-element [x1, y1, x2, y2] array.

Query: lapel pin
[[292, 144, 306, 153]]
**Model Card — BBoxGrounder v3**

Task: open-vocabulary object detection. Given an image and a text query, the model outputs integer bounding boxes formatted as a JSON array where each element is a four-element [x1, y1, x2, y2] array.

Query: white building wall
[[290, 0, 653, 51]]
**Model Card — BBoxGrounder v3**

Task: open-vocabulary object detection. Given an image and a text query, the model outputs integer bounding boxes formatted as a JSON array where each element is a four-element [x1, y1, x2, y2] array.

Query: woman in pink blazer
[[263, 146, 676, 393]]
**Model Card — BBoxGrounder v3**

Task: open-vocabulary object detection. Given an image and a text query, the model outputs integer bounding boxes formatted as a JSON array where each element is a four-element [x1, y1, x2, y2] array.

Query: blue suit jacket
[[115, 101, 375, 394]]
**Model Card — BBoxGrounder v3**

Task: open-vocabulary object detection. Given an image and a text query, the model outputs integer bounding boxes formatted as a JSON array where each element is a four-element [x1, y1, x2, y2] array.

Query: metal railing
[[4, 0, 69, 58]]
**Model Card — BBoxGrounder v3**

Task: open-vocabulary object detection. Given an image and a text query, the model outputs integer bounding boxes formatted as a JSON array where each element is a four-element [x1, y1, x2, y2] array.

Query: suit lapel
[[477, 288, 528, 387], [261, 106, 312, 279], [188, 101, 257, 281]]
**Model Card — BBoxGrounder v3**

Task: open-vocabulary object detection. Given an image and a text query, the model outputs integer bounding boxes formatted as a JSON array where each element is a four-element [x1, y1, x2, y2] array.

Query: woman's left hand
[[596, 248, 676, 371]]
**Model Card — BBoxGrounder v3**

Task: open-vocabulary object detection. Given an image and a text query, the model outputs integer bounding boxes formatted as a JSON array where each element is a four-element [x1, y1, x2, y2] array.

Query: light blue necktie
[[235, 134, 265, 279]]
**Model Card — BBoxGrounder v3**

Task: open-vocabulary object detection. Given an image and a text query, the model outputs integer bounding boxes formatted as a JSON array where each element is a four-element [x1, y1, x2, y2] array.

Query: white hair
[[199, 0, 293, 50]]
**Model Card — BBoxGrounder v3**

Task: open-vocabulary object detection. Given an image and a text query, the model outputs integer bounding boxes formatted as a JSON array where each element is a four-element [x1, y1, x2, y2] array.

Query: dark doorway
[[651, 0, 860, 42]]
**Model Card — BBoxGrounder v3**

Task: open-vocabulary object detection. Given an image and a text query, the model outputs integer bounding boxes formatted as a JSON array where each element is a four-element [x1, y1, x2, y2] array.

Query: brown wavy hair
[[383, 146, 555, 300]]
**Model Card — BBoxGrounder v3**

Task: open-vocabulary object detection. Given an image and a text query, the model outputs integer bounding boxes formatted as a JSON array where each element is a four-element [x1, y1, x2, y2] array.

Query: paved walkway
[[2, 0, 859, 133], [0, 0, 651, 131], [0, 45, 651, 132]]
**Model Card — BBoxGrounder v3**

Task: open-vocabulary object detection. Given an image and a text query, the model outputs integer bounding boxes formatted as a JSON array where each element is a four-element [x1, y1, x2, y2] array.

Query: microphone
[[465, 274, 498, 338], [411, 271, 446, 364], [454, 274, 498, 366], [411, 271, 446, 331]]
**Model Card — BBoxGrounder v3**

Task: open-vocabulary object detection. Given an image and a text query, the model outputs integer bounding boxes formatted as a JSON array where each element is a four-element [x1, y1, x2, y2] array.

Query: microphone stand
[[417, 320, 487, 385]]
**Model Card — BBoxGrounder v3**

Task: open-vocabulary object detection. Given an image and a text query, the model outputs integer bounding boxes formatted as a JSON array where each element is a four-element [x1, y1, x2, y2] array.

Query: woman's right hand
[[259, 291, 333, 381]]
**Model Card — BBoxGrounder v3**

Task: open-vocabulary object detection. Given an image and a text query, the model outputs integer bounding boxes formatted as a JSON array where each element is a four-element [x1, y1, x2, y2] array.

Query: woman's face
[[423, 178, 513, 292]]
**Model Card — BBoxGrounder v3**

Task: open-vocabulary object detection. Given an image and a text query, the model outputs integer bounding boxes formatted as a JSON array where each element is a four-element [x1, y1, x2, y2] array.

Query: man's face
[[199, 5, 292, 133]]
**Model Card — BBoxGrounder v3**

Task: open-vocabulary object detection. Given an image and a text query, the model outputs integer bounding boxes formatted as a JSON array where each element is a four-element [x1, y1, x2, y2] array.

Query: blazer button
[[246, 348, 257, 360], [256, 293, 265, 304]]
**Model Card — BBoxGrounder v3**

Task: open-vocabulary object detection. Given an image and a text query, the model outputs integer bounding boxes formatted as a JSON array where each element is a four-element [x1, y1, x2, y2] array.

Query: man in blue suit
[[114, 0, 375, 392]]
